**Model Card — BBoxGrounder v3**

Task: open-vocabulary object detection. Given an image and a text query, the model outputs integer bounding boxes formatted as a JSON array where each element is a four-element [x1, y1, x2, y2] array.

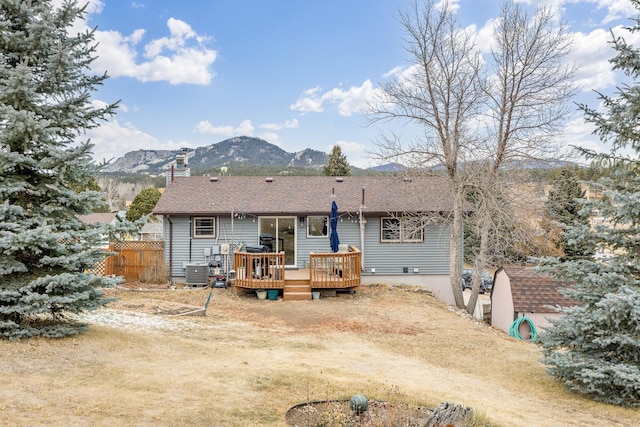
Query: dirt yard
[[1, 283, 638, 426]]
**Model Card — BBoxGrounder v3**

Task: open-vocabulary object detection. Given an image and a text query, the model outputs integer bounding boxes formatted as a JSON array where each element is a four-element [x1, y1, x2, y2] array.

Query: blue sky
[[65, 0, 640, 168]]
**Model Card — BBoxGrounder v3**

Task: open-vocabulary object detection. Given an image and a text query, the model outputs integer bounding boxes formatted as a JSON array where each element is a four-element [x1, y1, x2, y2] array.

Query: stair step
[[283, 291, 312, 301], [285, 280, 310, 286], [285, 285, 311, 292]]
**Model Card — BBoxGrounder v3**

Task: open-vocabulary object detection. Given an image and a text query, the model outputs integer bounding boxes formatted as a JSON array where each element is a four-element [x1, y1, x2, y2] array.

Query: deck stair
[[283, 279, 312, 300]]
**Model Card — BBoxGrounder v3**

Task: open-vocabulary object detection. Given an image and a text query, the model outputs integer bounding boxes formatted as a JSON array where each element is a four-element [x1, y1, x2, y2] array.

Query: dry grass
[[1, 284, 638, 426]]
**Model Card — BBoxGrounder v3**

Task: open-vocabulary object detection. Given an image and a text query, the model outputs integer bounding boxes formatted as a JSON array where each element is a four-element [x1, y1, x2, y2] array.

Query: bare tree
[[368, 0, 577, 313], [464, 1, 577, 313], [96, 177, 158, 212], [369, 0, 487, 309]]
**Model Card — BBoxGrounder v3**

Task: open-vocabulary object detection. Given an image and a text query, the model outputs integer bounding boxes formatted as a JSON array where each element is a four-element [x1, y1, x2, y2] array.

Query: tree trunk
[[425, 402, 474, 427], [450, 182, 466, 309], [466, 214, 490, 315]]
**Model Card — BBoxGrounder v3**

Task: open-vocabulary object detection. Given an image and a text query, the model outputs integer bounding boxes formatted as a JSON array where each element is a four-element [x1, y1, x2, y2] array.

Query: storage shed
[[491, 266, 576, 336]]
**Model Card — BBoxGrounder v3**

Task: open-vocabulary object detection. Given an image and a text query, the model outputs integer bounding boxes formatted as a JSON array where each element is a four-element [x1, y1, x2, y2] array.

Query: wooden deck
[[233, 248, 361, 301]]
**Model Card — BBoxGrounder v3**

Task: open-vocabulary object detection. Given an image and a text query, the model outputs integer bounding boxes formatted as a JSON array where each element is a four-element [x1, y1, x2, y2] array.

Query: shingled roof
[[78, 212, 119, 225], [499, 266, 576, 313], [153, 175, 454, 216]]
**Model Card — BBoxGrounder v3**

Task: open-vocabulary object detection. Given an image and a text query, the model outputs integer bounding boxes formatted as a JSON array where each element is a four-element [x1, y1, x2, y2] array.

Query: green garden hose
[[509, 316, 538, 342]]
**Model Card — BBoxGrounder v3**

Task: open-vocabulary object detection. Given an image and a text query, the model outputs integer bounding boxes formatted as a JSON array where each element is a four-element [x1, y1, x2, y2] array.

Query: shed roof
[[498, 266, 576, 313], [78, 212, 119, 225], [153, 175, 454, 216]]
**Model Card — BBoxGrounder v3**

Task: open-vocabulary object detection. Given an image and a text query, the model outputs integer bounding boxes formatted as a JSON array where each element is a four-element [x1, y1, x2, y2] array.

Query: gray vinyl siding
[[362, 216, 450, 275], [218, 216, 259, 249], [163, 216, 191, 277], [296, 220, 361, 267], [164, 216, 259, 277], [164, 214, 451, 277]]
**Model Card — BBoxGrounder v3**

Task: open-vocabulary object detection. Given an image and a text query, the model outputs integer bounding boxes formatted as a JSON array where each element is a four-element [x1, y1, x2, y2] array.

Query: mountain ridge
[[103, 136, 330, 174]]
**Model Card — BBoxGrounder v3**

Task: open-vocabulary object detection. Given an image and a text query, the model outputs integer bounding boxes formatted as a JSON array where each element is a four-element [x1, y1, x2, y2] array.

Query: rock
[[424, 402, 473, 427]]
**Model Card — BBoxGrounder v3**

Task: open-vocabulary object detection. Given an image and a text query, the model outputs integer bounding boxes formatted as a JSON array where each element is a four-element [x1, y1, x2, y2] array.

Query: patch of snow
[[132, 164, 150, 172], [78, 309, 183, 332]]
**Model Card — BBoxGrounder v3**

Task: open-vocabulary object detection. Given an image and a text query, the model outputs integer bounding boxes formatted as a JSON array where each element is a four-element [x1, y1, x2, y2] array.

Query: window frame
[[381, 217, 401, 242], [380, 216, 424, 243], [401, 216, 424, 243], [307, 215, 329, 238], [193, 217, 216, 238]]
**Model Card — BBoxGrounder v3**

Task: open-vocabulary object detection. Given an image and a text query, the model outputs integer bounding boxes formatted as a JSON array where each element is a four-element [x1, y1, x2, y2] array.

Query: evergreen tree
[[76, 177, 110, 213], [541, 168, 591, 258], [0, 0, 119, 339], [539, 2, 640, 407], [126, 187, 161, 222], [323, 145, 351, 176]]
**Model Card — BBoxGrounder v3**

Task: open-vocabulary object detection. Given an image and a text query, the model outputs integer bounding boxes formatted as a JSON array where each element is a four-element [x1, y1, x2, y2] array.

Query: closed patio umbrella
[[330, 200, 340, 252]]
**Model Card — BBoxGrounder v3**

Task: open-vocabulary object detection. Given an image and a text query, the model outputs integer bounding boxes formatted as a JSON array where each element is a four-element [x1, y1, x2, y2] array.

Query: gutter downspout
[[359, 188, 366, 271], [166, 215, 173, 285]]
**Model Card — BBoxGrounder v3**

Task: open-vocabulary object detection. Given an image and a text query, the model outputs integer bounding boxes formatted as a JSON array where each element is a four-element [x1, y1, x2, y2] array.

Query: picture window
[[381, 217, 423, 243], [307, 216, 328, 238]]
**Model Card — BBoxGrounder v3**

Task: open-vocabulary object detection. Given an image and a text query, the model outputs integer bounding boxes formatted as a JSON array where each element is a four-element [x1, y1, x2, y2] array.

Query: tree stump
[[425, 402, 473, 427]]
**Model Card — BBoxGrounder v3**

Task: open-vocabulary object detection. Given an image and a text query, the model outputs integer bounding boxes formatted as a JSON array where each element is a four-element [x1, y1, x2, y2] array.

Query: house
[[138, 219, 164, 241], [78, 211, 123, 248], [153, 174, 456, 302], [78, 211, 121, 227], [491, 266, 575, 337]]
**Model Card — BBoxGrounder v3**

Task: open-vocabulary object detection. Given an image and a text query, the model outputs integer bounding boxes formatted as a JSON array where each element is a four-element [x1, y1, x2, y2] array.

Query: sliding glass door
[[258, 216, 296, 266]]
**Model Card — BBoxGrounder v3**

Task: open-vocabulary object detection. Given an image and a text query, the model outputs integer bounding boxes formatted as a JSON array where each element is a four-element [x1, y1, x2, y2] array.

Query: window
[[381, 217, 423, 243], [193, 217, 216, 238], [307, 216, 328, 237], [381, 217, 401, 242]]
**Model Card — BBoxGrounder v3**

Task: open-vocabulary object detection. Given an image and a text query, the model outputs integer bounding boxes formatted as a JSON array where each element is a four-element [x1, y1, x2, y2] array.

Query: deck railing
[[233, 247, 361, 290], [233, 251, 285, 289], [309, 246, 361, 288]]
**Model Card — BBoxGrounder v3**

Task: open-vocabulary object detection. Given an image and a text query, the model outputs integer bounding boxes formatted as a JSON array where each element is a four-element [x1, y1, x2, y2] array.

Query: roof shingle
[[153, 175, 454, 216], [500, 266, 576, 313], [78, 212, 118, 225]]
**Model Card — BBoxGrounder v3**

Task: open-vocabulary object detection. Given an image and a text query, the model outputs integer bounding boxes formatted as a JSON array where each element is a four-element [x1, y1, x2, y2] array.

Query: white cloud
[[570, 24, 640, 92], [91, 18, 217, 85], [334, 140, 365, 154], [236, 119, 255, 135], [284, 119, 299, 128], [570, 28, 617, 91], [475, 19, 497, 55], [290, 86, 324, 113], [563, 114, 598, 146], [52, 0, 104, 14], [291, 80, 376, 116], [86, 119, 196, 162], [593, 0, 638, 24], [259, 132, 282, 146], [514, 0, 637, 25], [144, 18, 196, 57], [435, 0, 460, 13], [383, 66, 404, 79], [90, 121, 154, 161], [331, 140, 370, 169], [260, 118, 299, 130], [54, 0, 217, 88], [194, 119, 255, 137]]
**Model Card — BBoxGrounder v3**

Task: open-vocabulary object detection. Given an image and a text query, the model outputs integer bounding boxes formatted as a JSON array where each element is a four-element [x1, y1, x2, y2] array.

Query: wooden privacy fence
[[102, 241, 165, 282]]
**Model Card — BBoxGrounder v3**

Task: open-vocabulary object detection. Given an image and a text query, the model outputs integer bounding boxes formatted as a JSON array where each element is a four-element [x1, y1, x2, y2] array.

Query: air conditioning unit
[[185, 263, 209, 287]]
